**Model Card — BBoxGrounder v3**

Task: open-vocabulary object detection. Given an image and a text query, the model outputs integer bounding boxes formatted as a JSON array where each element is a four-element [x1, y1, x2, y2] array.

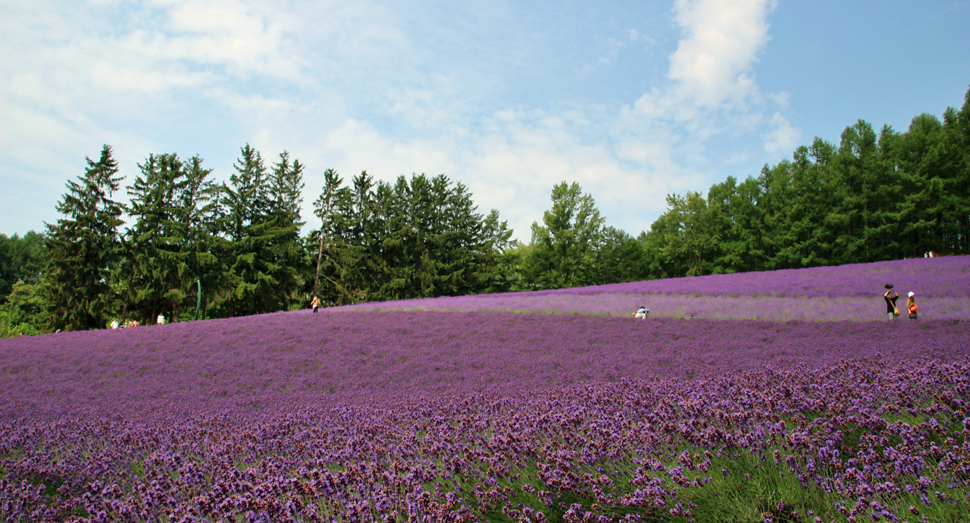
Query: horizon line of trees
[[2, 85, 969, 336]]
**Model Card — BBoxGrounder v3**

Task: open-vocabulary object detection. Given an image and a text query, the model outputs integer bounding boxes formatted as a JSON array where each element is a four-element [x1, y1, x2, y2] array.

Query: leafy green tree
[[217, 145, 307, 316], [642, 190, 722, 278], [788, 137, 839, 267], [591, 226, 648, 284], [0, 231, 46, 303], [892, 114, 948, 257], [708, 176, 766, 273], [218, 144, 271, 317], [0, 280, 51, 337], [939, 90, 970, 253], [45, 145, 125, 331], [524, 182, 605, 288], [309, 171, 514, 303]]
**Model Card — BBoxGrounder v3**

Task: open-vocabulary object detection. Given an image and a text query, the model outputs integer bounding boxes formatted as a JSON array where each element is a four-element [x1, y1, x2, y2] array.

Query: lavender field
[[2, 257, 969, 522], [345, 256, 970, 321]]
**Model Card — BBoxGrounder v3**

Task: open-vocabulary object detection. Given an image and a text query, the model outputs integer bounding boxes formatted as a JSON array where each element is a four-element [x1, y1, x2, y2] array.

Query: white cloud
[[668, 0, 777, 108], [763, 112, 800, 155], [1, 0, 801, 243], [629, 0, 781, 127]]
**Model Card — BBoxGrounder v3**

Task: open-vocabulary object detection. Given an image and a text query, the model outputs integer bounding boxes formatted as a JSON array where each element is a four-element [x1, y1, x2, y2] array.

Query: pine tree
[[262, 151, 306, 311], [45, 145, 125, 331], [219, 144, 270, 317], [123, 153, 219, 324]]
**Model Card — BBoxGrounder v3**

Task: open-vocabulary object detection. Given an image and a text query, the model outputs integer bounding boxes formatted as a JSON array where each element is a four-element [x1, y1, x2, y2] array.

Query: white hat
[[908, 291, 915, 297]]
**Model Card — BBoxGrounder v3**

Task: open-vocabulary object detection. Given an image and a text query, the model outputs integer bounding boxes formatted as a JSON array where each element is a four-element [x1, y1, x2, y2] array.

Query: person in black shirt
[[883, 284, 900, 320]]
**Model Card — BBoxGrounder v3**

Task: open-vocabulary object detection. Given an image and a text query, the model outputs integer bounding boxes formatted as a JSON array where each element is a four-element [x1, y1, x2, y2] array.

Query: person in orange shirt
[[906, 292, 918, 321]]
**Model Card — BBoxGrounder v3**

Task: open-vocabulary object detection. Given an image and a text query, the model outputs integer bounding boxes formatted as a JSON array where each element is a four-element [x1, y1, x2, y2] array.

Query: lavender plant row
[[2, 357, 968, 522], [341, 257, 970, 320], [2, 311, 969, 420], [3, 306, 969, 520], [571, 255, 970, 298], [343, 293, 970, 322]]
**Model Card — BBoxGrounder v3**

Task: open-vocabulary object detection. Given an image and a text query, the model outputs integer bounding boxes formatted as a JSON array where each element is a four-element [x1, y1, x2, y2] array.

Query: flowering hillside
[[1, 256, 969, 522], [345, 256, 970, 321]]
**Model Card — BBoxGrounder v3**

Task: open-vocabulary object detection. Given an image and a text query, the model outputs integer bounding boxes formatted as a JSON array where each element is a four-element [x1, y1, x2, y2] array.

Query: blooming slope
[[2, 312, 968, 420], [343, 256, 970, 321], [1, 256, 970, 521]]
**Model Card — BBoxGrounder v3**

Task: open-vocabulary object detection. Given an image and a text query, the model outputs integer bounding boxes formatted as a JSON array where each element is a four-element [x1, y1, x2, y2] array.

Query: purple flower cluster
[[2, 355, 969, 521], [1, 309, 969, 520]]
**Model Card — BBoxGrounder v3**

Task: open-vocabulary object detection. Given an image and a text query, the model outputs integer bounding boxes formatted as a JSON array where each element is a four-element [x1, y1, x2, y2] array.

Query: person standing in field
[[883, 284, 899, 320], [906, 292, 918, 321], [311, 295, 321, 314], [633, 306, 649, 319]]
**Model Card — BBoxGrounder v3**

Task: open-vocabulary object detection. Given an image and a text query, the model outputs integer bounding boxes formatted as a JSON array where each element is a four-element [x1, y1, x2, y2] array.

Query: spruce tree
[[123, 153, 219, 323], [45, 145, 125, 331]]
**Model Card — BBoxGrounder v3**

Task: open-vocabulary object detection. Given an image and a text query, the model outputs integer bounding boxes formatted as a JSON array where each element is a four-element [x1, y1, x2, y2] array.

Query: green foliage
[[644, 85, 970, 279], [215, 145, 306, 317], [310, 171, 514, 305], [0, 280, 51, 337], [44, 144, 125, 331], [0, 230, 46, 303], [27, 85, 970, 321], [120, 153, 221, 325], [523, 181, 606, 289]]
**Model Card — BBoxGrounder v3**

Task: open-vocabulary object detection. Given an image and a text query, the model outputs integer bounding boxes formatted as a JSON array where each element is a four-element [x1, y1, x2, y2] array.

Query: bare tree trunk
[[314, 231, 325, 297]]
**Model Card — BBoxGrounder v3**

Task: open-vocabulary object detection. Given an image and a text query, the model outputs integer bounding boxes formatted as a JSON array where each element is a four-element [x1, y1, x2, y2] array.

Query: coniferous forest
[[2, 86, 969, 335]]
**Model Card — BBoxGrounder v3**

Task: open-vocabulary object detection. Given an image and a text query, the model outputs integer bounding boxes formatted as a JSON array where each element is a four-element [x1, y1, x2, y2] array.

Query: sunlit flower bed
[[2, 309, 969, 521]]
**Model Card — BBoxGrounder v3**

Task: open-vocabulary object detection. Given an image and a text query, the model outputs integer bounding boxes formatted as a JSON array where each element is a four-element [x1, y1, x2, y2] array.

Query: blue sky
[[2, 0, 968, 242]]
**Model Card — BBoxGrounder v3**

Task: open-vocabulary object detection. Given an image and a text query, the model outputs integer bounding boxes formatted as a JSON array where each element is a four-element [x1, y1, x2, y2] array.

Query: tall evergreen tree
[[123, 153, 219, 324], [218, 144, 271, 317], [217, 145, 306, 316], [45, 145, 125, 331], [262, 151, 306, 311]]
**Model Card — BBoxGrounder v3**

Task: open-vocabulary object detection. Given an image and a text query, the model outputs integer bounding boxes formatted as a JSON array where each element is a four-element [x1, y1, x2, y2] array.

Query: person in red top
[[906, 292, 918, 321]]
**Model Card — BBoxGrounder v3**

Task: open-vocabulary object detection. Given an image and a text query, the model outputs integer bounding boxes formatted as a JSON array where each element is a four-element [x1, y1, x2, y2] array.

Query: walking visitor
[[883, 284, 899, 320], [311, 295, 321, 314], [906, 292, 918, 321]]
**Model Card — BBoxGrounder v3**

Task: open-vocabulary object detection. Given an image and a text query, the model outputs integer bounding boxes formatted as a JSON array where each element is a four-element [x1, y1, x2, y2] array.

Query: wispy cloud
[[1, 0, 799, 241]]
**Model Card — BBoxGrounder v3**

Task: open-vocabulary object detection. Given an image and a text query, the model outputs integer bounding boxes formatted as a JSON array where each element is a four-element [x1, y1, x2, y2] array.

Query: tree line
[[642, 93, 970, 277], [2, 86, 969, 336]]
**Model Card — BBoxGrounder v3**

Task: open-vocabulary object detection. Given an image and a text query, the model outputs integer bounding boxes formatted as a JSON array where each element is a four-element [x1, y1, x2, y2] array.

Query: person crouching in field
[[883, 284, 900, 320], [906, 292, 918, 321], [633, 306, 649, 319], [311, 295, 321, 314]]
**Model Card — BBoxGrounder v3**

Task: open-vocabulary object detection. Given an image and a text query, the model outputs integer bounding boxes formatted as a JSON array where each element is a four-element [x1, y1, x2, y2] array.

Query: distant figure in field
[[883, 284, 899, 320], [110, 320, 119, 329], [156, 314, 166, 325], [906, 292, 918, 321], [311, 295, 321, 314], [633, 306, 649, 319]]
